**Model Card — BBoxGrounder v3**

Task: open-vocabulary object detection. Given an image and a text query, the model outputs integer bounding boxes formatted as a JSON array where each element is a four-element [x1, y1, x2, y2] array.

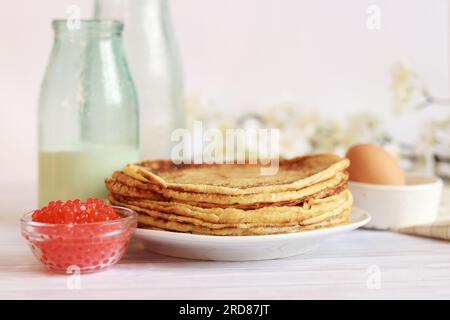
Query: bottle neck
[[138, 0, 169, 18], [53, 20, 124, 41], [94, 0, 169, 20], [94, 0, 125, 20]]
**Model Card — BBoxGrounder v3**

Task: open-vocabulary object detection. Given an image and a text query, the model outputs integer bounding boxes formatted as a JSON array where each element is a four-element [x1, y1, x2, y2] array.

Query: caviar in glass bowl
[[21, 199, 137, 273]]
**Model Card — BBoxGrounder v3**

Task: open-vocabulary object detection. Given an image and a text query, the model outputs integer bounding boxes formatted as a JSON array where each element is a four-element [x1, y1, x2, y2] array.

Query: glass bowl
[[21, 206, 137, 273]]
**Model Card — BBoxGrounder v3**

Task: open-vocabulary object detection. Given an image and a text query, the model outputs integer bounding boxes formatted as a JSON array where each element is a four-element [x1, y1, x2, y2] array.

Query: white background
[[0, 0, 448, 183]]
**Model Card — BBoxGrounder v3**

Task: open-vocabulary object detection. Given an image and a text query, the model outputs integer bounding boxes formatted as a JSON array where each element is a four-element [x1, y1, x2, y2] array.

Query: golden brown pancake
[[136, 209, 351, 236], [123, 153, 349, 195], [106, 171, 347, 206], [109, 189, 352, 226], [106, 176, 348, 209], [105, 153, 353, 236]]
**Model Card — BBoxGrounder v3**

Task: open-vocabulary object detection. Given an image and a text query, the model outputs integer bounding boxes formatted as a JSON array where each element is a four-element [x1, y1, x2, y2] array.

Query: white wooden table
[[1, 182, 450, 300]]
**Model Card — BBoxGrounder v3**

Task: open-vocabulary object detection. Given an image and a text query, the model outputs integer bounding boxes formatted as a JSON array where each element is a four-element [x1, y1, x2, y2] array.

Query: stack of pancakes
[[105, 153, 352, 236]]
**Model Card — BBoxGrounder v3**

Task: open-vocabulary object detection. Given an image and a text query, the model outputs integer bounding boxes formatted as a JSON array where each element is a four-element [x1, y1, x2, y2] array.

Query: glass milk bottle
[[94, 0, 185, 159], [38, 20, 139, 206]]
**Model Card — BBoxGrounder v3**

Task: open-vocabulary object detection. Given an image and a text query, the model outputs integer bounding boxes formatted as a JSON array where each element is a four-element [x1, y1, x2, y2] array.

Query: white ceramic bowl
[[349, 175, 443, 230]]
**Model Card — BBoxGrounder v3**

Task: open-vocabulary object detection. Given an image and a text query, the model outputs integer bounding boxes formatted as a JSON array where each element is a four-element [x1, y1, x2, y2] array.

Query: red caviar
[[23, 199, 135, 273], [32, 198, 119, 224]]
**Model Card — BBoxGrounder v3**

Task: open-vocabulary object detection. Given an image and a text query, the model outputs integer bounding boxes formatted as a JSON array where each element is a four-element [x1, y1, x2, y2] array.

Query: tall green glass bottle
[[38, 20, 139, 206]]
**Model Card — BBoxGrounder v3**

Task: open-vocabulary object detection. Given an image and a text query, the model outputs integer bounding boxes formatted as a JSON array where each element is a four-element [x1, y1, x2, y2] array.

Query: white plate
[[134, 207, 371, 261]]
